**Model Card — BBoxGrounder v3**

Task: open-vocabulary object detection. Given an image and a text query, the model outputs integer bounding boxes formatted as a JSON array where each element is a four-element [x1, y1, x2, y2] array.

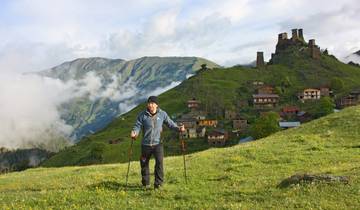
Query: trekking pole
[[125, 137, 135, 191], [179, 128, 188, 184]]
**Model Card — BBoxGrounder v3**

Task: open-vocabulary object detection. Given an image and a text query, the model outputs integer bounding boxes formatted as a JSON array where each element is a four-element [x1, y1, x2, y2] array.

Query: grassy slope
[[1, 106, 359, 209], [42, 52, 360, 167]]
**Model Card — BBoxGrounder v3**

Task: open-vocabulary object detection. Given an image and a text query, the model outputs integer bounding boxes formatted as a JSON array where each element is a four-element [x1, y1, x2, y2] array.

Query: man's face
[[147, 102, 158, 114]]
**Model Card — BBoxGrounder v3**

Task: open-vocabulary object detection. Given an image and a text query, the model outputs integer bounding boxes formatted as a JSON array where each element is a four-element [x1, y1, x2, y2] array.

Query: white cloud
[[1, 0, 360, 71], [0, 73, 74, 150], [145, 81, 182, 98]]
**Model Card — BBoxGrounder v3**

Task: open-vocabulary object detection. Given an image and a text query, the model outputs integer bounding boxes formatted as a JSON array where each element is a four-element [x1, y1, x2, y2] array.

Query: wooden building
[[257, 85, 274, 94], [187, 98, 201, 111], [207, 129, 229, 146], [233, 118, 248, 131], [298, 88, 321, 102], [198, 119, 218, 127], [224, 110, 237, 120], [176, 118, 197, 129], [253, 94, 279, 109]]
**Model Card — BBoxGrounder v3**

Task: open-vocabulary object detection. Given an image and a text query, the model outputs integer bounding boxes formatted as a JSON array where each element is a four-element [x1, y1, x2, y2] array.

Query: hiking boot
[[143, 185, 151, 190], [154, 184, 162, 190]]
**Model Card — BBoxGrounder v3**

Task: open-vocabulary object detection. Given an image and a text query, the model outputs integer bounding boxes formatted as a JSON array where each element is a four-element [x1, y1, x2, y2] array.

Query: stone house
[[233, 118, 248, 131], [224, 109, 237, 120]]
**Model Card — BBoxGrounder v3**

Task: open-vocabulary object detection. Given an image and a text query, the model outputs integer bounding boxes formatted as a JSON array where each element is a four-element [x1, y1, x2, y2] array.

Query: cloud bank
[[1, 0, 359, 73]]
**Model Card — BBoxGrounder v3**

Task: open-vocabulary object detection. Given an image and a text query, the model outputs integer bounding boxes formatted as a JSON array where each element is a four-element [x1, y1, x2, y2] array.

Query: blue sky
[[0, 0, 360, 72]]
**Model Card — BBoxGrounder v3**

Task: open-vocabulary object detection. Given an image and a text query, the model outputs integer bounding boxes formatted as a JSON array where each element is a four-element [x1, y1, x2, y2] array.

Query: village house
[[280, 106, 300, 119], [336, 90, 360, 108], [196, 127, 206, 138], [282, 106, 300, 114], [182, 126, 207, 139], [176, 118, 197, 129], [350, 90, 360, 101], [279, 121, 301, 129], [252, 81, 264, 86], [187, 128, 197, 138], [187, 98, 201, 111], [320, 87, 332, 97], [181, 110, 206, 120], [257, 85, 274, 94], [298, 88, 321, 102], [198, 119, 218, 127], [253, 94, 279, 109], [224, 109, 237, 120], [337, 95, 359, 108], [233, 118, 248, 131], [207, 129, 229, 146], [236, 99, 249, 107], [297, 111, 312, 123]]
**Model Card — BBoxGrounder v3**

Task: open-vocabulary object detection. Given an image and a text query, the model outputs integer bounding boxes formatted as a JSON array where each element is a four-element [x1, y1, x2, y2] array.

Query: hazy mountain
[[344, 50, 360, 65], [37, 56, 220, 141]]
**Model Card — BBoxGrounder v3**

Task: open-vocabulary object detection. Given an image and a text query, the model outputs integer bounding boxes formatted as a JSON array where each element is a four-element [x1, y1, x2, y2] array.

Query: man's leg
[[140, 145, 152, 186], [154, 144, 164, 188]]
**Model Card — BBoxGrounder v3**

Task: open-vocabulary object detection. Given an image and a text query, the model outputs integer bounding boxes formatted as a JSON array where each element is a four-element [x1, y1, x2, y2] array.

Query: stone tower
[[309, 39, 321, 59], [298, 28, 305, 42], [291, 29, 298, 40], [278, 32, 288, 42], [256, 51, 265, 68]]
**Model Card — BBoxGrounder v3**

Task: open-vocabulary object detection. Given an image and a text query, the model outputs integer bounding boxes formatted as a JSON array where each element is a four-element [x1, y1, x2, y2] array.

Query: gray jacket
[[132, 108, 179, 146]]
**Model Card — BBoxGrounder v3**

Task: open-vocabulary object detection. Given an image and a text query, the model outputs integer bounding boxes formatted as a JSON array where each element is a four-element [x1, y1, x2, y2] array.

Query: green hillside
[[42, 48, 360, 167], [1, 105, 359, 209]]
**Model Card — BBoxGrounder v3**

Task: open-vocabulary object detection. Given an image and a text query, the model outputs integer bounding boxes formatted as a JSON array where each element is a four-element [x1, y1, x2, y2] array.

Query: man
[[130, 96, 185, 189]]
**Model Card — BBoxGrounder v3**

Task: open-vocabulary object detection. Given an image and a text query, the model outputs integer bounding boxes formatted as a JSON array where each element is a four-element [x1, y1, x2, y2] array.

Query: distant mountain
[[37, 56, 220, 141], [344, 50, 360, 66]]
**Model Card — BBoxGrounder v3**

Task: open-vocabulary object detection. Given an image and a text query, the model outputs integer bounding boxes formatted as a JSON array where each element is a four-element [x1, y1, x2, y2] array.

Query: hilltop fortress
[[257, 29, 321, 67]]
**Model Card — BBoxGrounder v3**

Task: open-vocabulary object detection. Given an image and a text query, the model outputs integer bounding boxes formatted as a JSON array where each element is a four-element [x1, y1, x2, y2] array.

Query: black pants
[[140, 144, 164, 187]]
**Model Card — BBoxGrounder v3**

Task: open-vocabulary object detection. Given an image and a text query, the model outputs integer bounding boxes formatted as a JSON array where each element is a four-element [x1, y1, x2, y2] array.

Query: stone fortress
[[257, 29, 321, 67]]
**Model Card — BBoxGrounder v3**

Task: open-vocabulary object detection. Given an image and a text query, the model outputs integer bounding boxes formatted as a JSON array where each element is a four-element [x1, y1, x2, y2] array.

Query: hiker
[[130, 96, 185, 189]]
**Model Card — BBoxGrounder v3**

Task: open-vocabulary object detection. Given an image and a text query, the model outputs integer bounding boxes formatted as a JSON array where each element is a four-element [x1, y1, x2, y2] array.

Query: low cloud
[[0, 70, 142, 150], [0, 73, 74, 150]]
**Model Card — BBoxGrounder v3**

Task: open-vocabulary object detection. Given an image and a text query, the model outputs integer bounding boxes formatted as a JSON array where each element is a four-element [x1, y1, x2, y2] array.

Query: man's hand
[[179, 124, 185, 132], [130, 131, 137, 140]]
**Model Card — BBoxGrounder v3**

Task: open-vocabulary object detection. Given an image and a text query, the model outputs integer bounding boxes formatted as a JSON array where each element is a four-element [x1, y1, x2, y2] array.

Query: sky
[[1, 0, 360, 149], [1, 0, 360, 73]]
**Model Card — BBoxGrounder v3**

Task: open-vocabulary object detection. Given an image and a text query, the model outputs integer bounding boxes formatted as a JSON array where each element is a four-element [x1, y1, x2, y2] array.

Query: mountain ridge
[[36, 56, 220, 140]]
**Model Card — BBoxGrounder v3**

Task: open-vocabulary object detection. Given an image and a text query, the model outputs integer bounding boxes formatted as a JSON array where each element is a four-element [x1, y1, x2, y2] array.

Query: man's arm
[[131, 113, 143, 138], [164, 112, 185, 132]]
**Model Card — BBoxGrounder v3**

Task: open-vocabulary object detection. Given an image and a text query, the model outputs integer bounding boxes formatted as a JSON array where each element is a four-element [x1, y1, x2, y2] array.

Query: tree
[[200, 64, 208, 71], [330, 77, 344, 93], [250, 112, 281, 139], [89, 142, 106, 163], [308, 96, 335, 118], [323, 48, 329, 55]]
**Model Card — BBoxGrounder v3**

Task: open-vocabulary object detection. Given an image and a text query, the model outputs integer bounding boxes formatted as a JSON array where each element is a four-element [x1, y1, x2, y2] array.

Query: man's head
[[147, 96, 158, 114]]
